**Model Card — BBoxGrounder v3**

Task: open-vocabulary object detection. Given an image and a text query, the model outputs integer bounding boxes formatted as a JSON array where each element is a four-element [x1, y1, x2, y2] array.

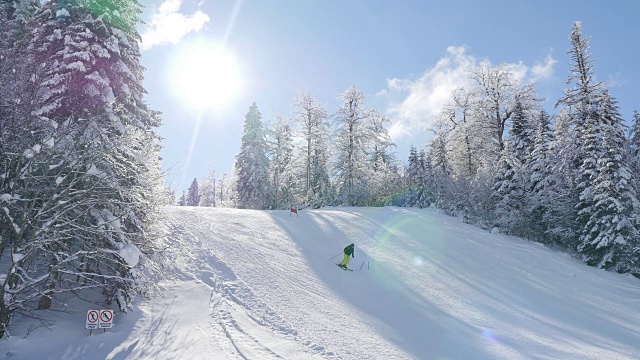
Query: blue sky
[[138, 0, 640, 192]]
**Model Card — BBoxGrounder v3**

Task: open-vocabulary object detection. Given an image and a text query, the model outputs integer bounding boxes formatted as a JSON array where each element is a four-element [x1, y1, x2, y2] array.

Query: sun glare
[[168, 40, 241, 110]]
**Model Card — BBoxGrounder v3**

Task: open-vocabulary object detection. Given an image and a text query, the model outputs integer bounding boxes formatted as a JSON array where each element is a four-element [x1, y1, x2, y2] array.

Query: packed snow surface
[[2, 206, 640, 359]]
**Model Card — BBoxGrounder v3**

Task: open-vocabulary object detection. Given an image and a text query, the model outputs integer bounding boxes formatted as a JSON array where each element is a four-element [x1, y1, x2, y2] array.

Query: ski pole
[[330, 253, 342, 259], [359, 262, 364, 270]]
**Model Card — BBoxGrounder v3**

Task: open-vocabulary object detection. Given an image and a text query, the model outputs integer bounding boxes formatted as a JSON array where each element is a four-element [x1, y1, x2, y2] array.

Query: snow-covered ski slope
[[3, 206, 640, 359]]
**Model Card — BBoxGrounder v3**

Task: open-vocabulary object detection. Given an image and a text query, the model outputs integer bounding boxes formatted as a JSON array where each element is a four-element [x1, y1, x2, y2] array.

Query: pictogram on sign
[[86, 310, 99, 329], [99, 309, 113, 328]]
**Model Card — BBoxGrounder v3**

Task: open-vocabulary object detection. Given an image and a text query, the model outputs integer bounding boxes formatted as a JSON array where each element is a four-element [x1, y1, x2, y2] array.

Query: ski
[[336, 263, 353, 271]]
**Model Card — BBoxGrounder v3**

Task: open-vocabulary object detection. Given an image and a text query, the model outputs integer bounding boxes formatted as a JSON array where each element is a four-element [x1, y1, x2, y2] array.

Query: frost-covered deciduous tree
[[334, 86, 373, 206], [367, 109, 398, 206], [266, 115, 295, 209], [442, 88, 481, 178], [425, 63, 539, 226], [292, 91, 329, 205], [218, 172, 230, 204], [199, 167, 216, 207], [470, 61, 537, 155], [307, 118, 334, 208], [235, 103, 270, 209]]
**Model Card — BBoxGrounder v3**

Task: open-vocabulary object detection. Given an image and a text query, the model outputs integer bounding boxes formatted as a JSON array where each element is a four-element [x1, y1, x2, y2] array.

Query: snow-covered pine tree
[[235, 103, 270, 209], [0, 0, 163, 337], [627, 110, 640, 194], [541, 109, 580, 244], [578, 91, 639, 273], [526, 110, 554, 241], [552, 21, 605, 249], [492, 139, 525, 235], [416, 148, 434, 208], [466, 159, 497, 228], [178, 191, 186, 206], [510, 101, 534, 163], [428, 131, 454, 213], [334, 86, 374, 206], [574, 108, 602, 247], [187, 178, 200, 206], [406, 145, 420, 206], [492, 100, 534, 236]]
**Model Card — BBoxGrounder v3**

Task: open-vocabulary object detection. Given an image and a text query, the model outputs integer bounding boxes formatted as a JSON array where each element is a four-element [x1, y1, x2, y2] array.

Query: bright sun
[[168, 40, 241, 110]]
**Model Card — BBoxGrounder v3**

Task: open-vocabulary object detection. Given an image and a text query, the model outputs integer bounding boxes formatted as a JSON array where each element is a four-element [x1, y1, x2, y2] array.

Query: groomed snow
[[2, 206, 640, 359]]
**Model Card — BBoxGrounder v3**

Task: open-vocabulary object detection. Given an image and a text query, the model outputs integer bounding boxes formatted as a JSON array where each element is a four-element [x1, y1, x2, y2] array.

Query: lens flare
[[413, 256, 424, 267], [482, 328, 501, 345], [364, 209, 445, 286]]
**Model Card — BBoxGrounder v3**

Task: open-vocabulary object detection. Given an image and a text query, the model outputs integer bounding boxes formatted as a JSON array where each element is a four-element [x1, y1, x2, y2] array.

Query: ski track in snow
[[160, 212, 330, 360], [2, 206, 640, 359]]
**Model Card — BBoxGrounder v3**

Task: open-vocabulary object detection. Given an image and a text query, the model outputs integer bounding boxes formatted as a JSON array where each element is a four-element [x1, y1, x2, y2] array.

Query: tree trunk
[[0, 301, 10, 339]]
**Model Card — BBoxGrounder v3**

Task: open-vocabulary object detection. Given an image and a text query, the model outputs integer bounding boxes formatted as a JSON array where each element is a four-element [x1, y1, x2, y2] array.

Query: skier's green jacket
[[338, 244, 355, 268], [344, 244, 355, 257]]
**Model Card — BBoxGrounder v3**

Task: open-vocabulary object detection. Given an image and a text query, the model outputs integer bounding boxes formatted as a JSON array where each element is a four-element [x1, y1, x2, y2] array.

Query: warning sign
[[86, 310, 99, 329], [99, 309, 113, 329]]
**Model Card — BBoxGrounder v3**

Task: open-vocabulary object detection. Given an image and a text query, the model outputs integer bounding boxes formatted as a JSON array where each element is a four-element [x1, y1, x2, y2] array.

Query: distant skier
[[338, 243, 355, 269]]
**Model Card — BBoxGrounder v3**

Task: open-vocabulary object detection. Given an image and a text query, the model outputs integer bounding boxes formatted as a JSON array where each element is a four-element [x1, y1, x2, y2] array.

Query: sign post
[[86, 310, 99, 336], [99, 309, 114, 332]]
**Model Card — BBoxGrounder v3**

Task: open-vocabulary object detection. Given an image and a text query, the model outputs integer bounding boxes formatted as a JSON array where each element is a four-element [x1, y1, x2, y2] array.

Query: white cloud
[[141, 0, 210, 51], [606, 72, 626, 88], [531, 53, 558, 80], [382, 47, 557, 141], [383, 46, 477, 139], [504, 61, 528, 84]]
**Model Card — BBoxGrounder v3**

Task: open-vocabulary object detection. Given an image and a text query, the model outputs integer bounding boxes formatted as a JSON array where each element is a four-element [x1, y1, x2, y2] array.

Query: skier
[[338, 243, 355, 269]]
